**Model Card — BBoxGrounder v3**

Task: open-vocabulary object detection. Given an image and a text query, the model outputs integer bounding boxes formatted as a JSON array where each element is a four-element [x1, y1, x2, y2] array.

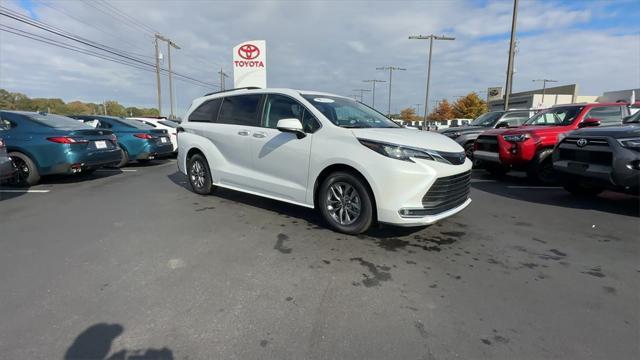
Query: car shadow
[[167, 171, 427, 238], [37, 168, 124, 185], [472, 171, 640, 217], [64, 323, 173, 360]]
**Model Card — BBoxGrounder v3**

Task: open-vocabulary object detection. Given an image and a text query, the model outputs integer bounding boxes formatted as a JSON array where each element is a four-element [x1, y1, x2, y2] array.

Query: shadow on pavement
[[167, 172, 427, 238], [64, 323, 173, 360], [472, 172, 640, 217]]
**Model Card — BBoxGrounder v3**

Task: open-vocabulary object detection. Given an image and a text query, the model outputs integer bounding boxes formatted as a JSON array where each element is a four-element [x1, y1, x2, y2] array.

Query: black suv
[[440, 109, 535, 158], [552, 111, 640, 196]]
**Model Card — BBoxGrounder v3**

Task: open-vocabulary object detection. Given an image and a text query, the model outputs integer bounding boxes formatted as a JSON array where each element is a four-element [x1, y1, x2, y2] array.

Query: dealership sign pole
[[233, 40, 267, 88]]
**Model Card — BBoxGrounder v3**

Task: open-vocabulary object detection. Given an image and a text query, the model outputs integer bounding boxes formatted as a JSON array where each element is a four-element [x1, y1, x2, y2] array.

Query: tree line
[[399, 92, 488, 124], [0, 89, 159, 117]]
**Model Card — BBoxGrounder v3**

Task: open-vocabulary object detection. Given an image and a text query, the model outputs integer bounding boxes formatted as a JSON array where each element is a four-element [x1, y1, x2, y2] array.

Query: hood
[[568, 124, 640, 139], [350, 128, 463, 152]]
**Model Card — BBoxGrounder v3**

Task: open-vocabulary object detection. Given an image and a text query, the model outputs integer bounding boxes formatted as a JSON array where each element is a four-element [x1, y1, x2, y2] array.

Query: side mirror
[[579, 118, 601, 128], [276, 118, 306, 139]]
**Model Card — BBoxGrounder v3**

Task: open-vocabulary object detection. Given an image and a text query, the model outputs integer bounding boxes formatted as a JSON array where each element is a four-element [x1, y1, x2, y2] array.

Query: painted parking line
[[507, 186, 562, 189], [0, 189, 50, 193]]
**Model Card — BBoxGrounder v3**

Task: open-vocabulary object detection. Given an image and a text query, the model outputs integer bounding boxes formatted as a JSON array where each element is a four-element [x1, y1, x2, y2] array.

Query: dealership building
[[486, 84, 638, 111]]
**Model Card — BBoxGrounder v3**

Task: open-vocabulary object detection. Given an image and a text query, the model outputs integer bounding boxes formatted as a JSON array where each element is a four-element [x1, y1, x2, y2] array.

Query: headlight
[[503, 133, 530, 142], [445, 132, 461, 138], [358, 139, 450, 164], [618, 137, 640, 149]]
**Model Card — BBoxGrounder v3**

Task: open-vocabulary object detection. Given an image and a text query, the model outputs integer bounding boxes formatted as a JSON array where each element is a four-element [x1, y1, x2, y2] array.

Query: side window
[[503, 112, 529, 125], [189, 98, 222, 123], [263, 94, 303, 129], [218, 95, 262, 126], [0, 113, 19, 129], [586, 106, 623, 125], [302, 109, 321, 133]]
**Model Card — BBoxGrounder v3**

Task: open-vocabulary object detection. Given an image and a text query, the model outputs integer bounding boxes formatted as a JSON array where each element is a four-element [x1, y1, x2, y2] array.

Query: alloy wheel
[[190, 159, 206, 189], [326, 181, 361, 225], [11, 156, 29, 184]]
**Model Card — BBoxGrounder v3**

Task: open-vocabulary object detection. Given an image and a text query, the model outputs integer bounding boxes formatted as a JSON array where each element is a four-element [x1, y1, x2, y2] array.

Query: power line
[[96, 0, 159, 35], [0, 26, 211, 89], [0, 6, 217, 88], [82, 0, 155, 37]]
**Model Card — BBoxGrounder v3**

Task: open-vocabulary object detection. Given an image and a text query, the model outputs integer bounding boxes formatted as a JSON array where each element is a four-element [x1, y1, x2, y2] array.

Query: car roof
[[195, 88, 350, 102]]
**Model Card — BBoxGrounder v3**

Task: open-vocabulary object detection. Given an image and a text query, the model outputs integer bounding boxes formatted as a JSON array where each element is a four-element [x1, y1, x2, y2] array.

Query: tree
[[400, 107, 418, 122], [452, 92, 487, 119], [427, 99, 455, 121]]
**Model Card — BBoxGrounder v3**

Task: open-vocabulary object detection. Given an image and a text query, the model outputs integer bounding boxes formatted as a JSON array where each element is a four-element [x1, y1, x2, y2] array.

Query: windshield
[[302, 95, 400, 128], [28, 113, 94, 129], [624, 111, 640, 123], [524, 106, 584, 126], [112, 117, 155, 129], [471, 111, 504, 127]]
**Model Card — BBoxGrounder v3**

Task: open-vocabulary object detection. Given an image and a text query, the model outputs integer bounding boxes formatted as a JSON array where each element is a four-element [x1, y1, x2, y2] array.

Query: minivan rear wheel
[[188, 154, 214, 195], [319, 171, 373, 234]]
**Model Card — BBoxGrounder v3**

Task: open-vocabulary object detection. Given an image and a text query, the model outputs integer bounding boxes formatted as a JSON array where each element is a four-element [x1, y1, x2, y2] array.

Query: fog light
[[628, 160, 640, 170]]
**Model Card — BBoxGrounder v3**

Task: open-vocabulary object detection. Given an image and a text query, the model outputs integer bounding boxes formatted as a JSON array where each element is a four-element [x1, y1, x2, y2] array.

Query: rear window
[[189, 98, 222, 123], [158, 120, 178, 128], [111, 117, 155, 129], [28, 113, 94, 129]]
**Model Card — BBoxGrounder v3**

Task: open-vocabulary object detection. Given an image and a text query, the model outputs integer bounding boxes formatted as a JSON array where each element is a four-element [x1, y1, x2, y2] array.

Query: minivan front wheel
[[188, 154, 213, 195], [319, 172, 373, 234]]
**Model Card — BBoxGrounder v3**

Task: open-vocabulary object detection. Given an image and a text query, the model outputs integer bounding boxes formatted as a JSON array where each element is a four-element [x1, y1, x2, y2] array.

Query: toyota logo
[[576, 138, 588, 147], [238, 44, 260, 60]]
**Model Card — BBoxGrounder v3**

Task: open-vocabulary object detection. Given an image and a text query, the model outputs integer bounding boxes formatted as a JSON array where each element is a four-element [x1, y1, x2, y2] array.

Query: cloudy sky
[[1, 0, 638, 116]]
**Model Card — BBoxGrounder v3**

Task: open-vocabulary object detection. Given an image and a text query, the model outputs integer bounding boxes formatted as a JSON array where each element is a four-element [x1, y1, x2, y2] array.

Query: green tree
[[452, 92, 487, 119]]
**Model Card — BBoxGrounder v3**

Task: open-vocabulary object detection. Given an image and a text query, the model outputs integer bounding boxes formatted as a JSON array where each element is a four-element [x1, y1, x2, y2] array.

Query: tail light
[[47, 137, 88, 144], [109, 134, 117, 141], [134, 133, 153, 139]]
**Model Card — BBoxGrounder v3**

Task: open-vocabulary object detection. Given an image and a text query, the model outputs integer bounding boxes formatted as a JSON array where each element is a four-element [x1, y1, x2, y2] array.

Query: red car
[[473, 102, 632, 183]]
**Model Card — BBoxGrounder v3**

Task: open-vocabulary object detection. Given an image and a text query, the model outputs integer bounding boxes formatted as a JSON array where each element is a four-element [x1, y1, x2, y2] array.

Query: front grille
[[476, 135, 498, 152], [559, 138, 613, 166], [421, 171, 471, 215]]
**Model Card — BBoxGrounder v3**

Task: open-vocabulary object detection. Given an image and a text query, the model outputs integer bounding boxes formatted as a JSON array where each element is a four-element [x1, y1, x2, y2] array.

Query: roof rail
[[203, 87, 261, 97]]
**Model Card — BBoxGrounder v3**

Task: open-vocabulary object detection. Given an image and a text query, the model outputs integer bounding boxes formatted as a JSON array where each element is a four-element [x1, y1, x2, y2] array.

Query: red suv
[[473, 103, 631, 183]]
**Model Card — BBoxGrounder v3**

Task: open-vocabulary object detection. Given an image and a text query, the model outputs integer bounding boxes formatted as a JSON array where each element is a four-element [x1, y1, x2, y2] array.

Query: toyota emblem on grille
[[576, 138, 588, 147]]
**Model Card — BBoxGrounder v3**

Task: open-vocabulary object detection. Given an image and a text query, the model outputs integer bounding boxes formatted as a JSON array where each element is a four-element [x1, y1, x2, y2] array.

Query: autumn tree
[[452, 92, 487, 119], [427, 99, 455, 121], [400, 107, 419, 123]]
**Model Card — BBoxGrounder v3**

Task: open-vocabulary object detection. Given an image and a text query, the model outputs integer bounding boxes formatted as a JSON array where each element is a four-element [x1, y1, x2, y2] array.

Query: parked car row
[[0, 111, 175, 186], [452, 102, 639, 196]]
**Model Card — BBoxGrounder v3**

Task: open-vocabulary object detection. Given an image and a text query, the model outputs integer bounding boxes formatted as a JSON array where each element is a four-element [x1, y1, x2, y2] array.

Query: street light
[[532, 79, 558, 106], [353, 88, 371, 105], [376, 66, 406, 117], [363, 79, 386, 110], [409, 34, 455, 129]]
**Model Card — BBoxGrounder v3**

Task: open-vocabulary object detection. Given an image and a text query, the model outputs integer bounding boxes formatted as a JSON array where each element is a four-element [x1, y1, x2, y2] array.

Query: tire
[[563, 182, 603, 197], [527, 149, 557, 184], [464, 142, 475, 160], [318, 171, 374, 234], [8, 152, 40, 187], [113, 148, 129, 168], [187, 154, 214, 195]]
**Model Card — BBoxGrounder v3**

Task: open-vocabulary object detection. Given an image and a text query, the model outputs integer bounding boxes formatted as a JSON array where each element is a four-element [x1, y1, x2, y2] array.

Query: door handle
[[237, 130, 250, 136], [252, 132, 266, 138]]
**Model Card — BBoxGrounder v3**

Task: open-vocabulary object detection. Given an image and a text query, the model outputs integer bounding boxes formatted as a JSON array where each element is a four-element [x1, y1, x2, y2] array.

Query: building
[[487, 84, 598, 111]]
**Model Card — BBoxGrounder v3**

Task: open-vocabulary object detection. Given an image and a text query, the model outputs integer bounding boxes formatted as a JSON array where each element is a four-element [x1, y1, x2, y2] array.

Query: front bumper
[[553, 140, 640, 191], [369, 156, 473, 226]]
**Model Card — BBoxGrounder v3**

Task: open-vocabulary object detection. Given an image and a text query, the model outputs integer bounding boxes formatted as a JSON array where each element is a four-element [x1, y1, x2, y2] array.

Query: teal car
[[70, 115, 173, 167], [0, 111, 122, 186]]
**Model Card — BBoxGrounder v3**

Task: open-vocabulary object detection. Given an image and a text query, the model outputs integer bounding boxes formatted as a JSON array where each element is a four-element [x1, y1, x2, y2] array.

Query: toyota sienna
[[177, 88, 472, 234]]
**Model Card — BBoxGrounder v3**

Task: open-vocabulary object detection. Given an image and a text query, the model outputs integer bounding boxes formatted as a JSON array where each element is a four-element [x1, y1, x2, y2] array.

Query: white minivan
[[177, 88, 472, 234]]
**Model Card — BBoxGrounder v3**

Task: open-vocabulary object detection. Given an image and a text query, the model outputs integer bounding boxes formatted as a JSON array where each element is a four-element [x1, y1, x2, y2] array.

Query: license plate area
[[94, 140, 107, 149], [160, 137, 168, 143]]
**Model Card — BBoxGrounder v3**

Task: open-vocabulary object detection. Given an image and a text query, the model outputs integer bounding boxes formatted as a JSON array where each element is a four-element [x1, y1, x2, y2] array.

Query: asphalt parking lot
[[0, 160, 638, 360]]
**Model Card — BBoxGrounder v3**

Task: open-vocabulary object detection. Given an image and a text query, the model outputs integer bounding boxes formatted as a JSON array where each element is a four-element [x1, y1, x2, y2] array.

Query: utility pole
[[154, 35, 162, 116], [103, 100, 107, 115], [155, 34, 180, 119], [413, 103, 421, 117], [376, 66, 406, 117], [218, 67, 229, 90], [363, 79, 386, 110], [408, 34, 455, 129], [353, 88, 371, 105], [532, 79, 557, 106], [504, 0, 519, 110]]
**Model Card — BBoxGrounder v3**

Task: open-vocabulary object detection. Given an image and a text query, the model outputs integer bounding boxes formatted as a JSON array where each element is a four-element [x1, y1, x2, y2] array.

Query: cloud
[[0, 0, 638, 116]]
